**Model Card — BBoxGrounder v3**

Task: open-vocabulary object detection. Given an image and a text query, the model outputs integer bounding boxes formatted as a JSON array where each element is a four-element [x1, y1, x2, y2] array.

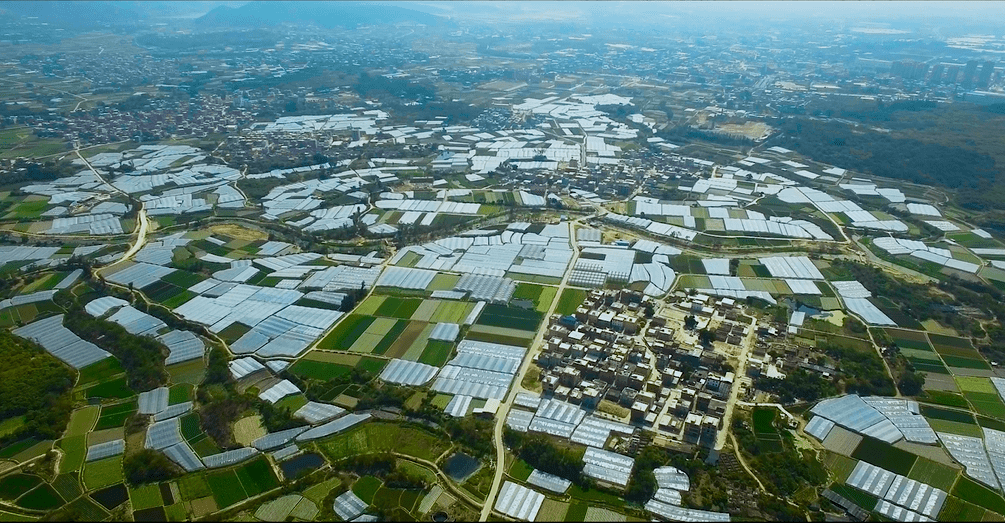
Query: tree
[[898, 371, 925, 397], [684, 315, 698, 330], [123, 449, 182, 485], [644, 302, 655, 318]]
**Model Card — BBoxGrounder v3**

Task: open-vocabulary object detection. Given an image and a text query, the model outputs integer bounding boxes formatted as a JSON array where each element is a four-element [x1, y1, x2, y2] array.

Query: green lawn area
[[555, 289, 587, 315]]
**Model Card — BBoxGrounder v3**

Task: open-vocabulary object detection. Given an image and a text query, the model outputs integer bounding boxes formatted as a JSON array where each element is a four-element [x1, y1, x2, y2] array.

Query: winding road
[[479, 218, 583, 521]]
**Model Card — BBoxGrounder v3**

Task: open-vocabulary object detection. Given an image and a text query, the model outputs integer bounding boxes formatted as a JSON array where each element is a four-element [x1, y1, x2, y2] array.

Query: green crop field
[[77, 359, 124, 387], [426, 273, 460, 291], [375, 297, 423, 319], [356, 357, 387, 376], [15, 484, 63, 511], [129, 484, 163, 511], [82, 456, 123, 491], [51, 474, 82, 502], [928, 418, 985, 438], [922, 390, 970, 409], [318, 315, 376, 350], [354, 295, 386, 316], [476, 303, 542, 332], [235, 457, 278, 496], [850, 437, 916, 476], [318, 422, 449, 463], [289, 359, 354, 381], [939, 496, 988, 522], [430, 300, 474, 323], [58, 435, 86, 474], [956, 377, 997, 393], [161, 270, 206, 289], [418, 340, 453, 367], [930, 334, 976, 349], [513, 283, 544, 302], [352, 476, 382, 504], [555, 289, 587, 315], [206, 470, 247, 509], [965, 392, 1005, 419], [180, 413, 202, 441], [509, 459, 533, 481], [84, 377, 133, 400], [943, 356, 992, 370], [921, 405, 977, 424], [65, 406, 100, 436], [372, 320, 409, 356], [94, 401, 137, 431], [829, 483, 879, 511], [169, 384, 194, 405], [953, 476, 1005, 515], [908, 458, 960, 492], [177, 474, 212, 501], [0, 474, 42, 500]]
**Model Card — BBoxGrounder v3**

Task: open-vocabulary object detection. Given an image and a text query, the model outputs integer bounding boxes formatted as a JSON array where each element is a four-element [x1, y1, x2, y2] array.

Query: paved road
[[479, 218, 583, 521], [714, 311, 758, 451], [76, 148, 151, 272]]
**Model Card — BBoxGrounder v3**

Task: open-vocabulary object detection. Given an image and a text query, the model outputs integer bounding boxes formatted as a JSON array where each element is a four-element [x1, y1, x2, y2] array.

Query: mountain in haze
[[195, 1, 446, 29], [0, 1, 241, 27]]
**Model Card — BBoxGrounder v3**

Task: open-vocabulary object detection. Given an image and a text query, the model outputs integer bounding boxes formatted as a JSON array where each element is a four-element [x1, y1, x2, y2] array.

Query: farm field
[[318, 422, 450, 463], [907, 458, 960, 492], [555, 289, 587, 316], [418, 340, 454, 367], [850, 437, 916, 476]]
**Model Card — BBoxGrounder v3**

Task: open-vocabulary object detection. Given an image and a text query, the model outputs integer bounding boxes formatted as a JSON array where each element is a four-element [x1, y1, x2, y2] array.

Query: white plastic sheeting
[[259, 380, 301, 404], [494, 481, 544, 521], [13, 314, 111, 369], [379, 359, 439, 386], [582, 446, 634, 487], [939, 432, 1000, 489]]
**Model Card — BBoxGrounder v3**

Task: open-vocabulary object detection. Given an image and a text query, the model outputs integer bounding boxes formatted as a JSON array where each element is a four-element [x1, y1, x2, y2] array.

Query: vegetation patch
[[476, 303, 542, 332], [0, 474, 42, 500], [953, 476, 1005, 515], [15, 484, 63, 511], [850, 437, 917, 476], [318, 422, 450, 463], [90, 483, 128, 510], [289, 359, 353, 381], [94, 401, 137, 431], [206, 470, 247, 509], [317, 314, 375, 350], [418, 340, 453, 367], [58, 435, 86, 474], [908, 458, 960, 492], [554, 289, 587, 316], [83, 455, 124, 491], [352, 475, 382, 504]]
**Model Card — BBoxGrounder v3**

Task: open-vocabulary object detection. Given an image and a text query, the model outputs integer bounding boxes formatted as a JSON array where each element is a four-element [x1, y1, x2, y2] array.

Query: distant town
[[0, 2, 1005, 522]]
